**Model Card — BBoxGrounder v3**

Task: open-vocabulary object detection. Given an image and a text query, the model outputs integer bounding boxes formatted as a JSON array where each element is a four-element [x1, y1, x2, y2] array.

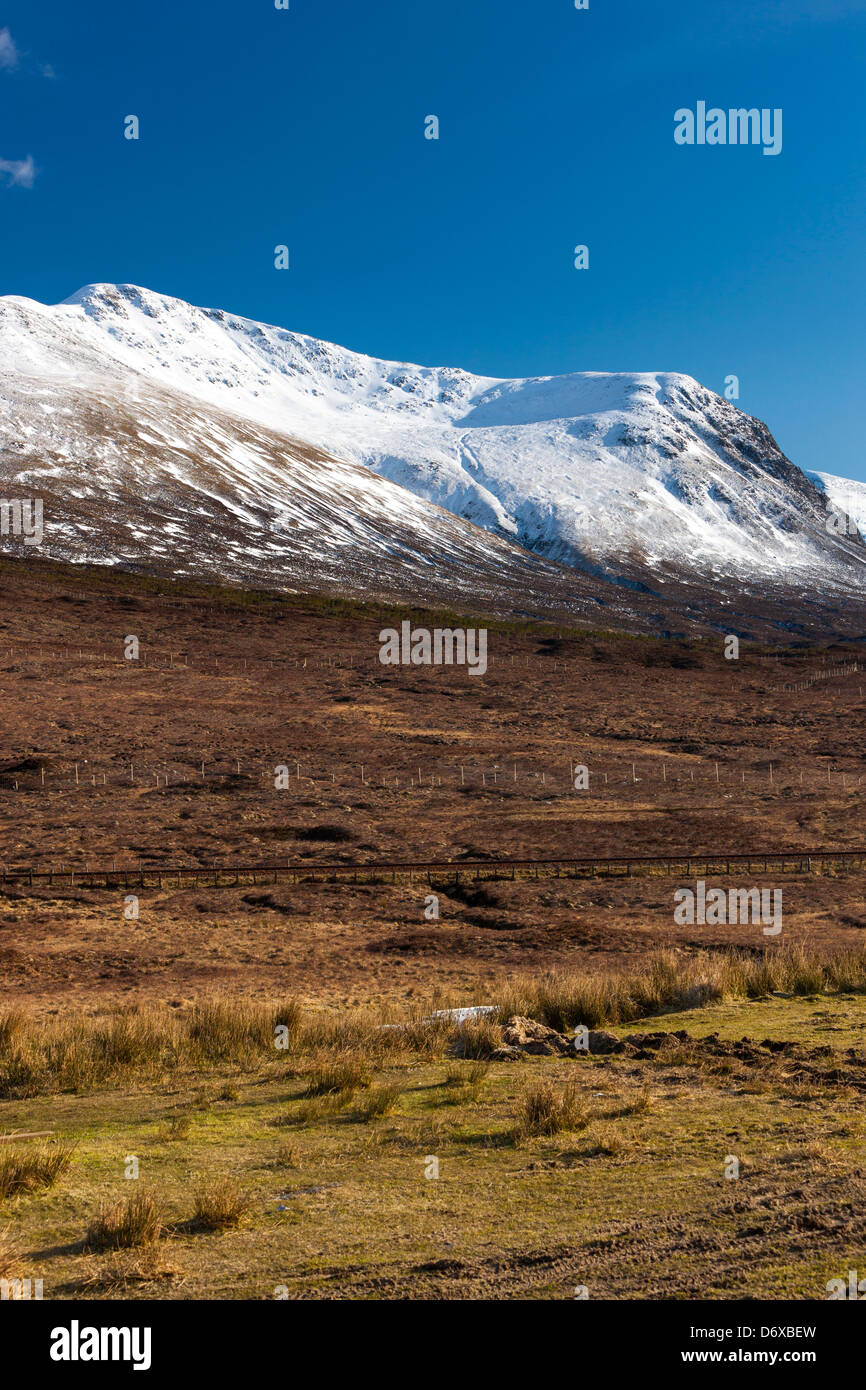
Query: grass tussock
[[0, 1008, 25, 1052], [588, 1126, 630, 1157], [304, 1057, 372, 1098], [620, 1086, 652, 1116], [78, 1247, 181, 1291], [0, 1005, 179, 1099], [3, 944, 866, 1102], [492, 944, 866, 1032], [448, 1017, 502, 1060], [444, 1061, 490, 1089], [156, 1114, 192, 1142], [655, 1037, 704, 1067], [515, 1080, 590, 1141], [189, 997, 301, 1063], [271, 1142, 300, 1168], [354, 1083, 399, 1122], [0, 997, 300, 1098], [85, 1191, 164, 1251], [192, 1178, 250, 1231], [442, 1061, 490, 1104], [0, 1144, 75, 1201], [284, 1093, 351, 1126]]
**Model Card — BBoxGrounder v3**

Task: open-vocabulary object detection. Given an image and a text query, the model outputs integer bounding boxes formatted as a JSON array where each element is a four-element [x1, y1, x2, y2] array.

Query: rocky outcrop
[[501, 1016, 574, 1056]]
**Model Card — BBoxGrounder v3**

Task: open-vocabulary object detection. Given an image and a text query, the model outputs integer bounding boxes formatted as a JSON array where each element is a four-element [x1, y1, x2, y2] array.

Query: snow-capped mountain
[[809, 471, 866, 542], [1, 282, 864, 637]]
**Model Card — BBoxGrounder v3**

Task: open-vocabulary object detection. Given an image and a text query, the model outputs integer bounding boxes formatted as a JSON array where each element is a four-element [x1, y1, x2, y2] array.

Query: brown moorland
[[2, 558, 866, 1301], [0, 555, 863, 1011]]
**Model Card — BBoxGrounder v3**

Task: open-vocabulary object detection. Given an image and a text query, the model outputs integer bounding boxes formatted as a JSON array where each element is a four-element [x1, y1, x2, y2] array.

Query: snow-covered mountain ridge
[[1, 282, 864, 634]]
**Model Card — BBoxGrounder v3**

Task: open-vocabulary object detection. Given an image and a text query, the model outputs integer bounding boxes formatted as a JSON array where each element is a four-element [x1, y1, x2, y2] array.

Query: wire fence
[[1, 755, 863, 794]]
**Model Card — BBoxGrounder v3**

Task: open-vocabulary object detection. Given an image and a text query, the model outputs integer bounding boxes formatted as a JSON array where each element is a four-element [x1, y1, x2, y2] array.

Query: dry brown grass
[[588, 1126, 631, 1157], [354, 1083, 399, 1122], [0, 1225, 21, 1278], [304, 1056, 372, 1098], [78, 1247, 181, 1291], [448, 1016, 503, 1059], [0, 1144, 75, 1201], [2, 944, 866, 1106], [515, 1079, 590, 1140], [442, 1061, 490, 1104], [191, 1178, 250, 1231], [773, 1140, 838, 1168], [654, 1036, 704, 1067], [283, 1093, 350, 1126], [620, 1086, 652, 1116], [444, 1060, 490, 1088], [271, 1142, 300, 1168], [188, 996, 301, 1064], [491, 943, 866, 1032], [0, 1006, 176, 1099], [0, 997, 299, 1099], [84, 1191, 164, 1251], [155, 1114, 192, 1142], [0, 1009, 25, 1052]]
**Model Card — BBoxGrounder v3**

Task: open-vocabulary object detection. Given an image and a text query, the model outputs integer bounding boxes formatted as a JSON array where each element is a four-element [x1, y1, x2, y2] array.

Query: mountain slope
[[1, 282, 864, 638], [810, 471, 866, 542]]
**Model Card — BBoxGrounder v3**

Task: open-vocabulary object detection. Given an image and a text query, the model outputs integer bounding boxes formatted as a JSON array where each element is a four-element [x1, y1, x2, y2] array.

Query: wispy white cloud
[[0, 26, 20, 70], [0, 155, 36, 189], [0, 27, 55, 77]]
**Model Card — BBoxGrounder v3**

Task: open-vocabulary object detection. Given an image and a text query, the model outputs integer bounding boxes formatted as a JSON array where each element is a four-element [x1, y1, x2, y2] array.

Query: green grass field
[[3, 948, 866, 1300]]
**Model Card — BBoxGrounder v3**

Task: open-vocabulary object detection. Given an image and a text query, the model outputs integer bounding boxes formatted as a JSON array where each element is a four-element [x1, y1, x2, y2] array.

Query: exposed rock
[[584, 1030, 623, 1055], [501, 1015, 573, 1056], [621, 1029, 690, 1050]]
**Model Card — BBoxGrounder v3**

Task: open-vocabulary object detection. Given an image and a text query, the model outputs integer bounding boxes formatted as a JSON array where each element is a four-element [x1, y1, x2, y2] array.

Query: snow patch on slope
[[810, 471, 866, 539]]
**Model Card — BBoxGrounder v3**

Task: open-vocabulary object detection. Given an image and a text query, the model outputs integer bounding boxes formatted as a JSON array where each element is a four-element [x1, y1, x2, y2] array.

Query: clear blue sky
[[1, 0, 865, 481]]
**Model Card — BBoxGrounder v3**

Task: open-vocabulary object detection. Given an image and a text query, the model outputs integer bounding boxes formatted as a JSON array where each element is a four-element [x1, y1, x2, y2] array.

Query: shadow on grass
[[23, 1236, 88, 1260]]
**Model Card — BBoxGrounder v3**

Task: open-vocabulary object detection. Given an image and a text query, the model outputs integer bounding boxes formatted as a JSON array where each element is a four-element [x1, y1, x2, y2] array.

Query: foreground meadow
[[2, 945, 866, 1300]]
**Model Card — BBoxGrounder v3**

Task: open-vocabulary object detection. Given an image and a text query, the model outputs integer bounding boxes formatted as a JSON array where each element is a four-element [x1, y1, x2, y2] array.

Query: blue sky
[[1, 0, 865, 481]]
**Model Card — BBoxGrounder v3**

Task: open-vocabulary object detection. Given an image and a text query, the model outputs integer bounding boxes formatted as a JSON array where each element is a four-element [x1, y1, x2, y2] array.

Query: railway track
[[1, 848, 864, 892]]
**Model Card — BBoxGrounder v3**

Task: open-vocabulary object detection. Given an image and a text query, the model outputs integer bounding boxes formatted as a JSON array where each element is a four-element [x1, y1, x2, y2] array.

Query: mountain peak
[[1, 282, 864, 634]]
